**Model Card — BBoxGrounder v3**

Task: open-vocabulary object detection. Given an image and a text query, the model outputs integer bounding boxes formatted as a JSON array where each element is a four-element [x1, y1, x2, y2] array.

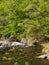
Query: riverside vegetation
[[0, 0, 49, 42]]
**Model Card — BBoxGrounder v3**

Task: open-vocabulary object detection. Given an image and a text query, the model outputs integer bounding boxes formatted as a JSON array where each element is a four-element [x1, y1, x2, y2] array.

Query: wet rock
[[37, 54, 49, 60], [11, 42, 25, 46], [0, 46, 4, 49]]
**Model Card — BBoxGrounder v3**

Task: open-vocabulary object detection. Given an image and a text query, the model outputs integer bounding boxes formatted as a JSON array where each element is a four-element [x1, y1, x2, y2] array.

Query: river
[[0, 45, 49, 65]]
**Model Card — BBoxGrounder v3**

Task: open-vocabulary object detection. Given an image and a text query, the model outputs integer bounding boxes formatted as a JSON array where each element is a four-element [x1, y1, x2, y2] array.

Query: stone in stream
[[11, 42, 29, 47], [37, 54, 49, 60], [11, 42, 25, 46], [0, 46, 5, 49]]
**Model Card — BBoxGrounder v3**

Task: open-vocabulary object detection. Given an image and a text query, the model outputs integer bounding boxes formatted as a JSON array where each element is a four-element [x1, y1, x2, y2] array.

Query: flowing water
[[0, 45, 49, 65]]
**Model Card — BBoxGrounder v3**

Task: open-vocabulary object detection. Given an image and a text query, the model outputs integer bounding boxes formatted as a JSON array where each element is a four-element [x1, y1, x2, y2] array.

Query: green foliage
[[0, 0, 49, 40]]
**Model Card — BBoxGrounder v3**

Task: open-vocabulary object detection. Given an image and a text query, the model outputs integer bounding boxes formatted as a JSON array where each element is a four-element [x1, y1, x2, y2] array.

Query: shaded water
[[0, 45, 49, 65]]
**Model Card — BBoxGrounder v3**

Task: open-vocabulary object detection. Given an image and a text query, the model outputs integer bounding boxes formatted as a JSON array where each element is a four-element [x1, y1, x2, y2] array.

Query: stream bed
[[0, 45, 49, 65]]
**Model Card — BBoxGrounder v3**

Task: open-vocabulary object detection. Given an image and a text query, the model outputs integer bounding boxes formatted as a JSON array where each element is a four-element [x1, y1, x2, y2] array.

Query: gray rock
[[11, 42, 25, 46], [37, 54, 49, 59], [11, 42, 29, 48], [0, 46, 5, 49]]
